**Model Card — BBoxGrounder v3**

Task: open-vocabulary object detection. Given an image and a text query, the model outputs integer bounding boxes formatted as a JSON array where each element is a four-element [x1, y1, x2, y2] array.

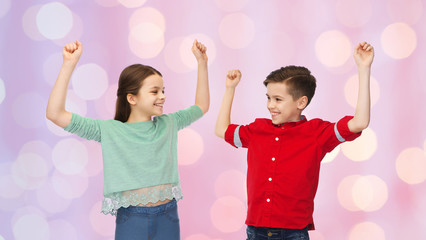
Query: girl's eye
[[276, 98, 281, 101]]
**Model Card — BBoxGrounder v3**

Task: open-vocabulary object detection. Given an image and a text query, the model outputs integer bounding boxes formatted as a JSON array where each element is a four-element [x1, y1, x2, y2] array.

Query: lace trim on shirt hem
[[100, 184, 183, 216]]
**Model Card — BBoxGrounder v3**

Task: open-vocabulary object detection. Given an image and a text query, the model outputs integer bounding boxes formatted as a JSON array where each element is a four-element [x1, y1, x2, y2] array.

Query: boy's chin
[[271, 119, 284, 125]]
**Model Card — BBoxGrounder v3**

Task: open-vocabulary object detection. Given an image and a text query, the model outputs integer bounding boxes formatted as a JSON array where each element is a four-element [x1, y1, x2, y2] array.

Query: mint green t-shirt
[[64, 105, 203, 214]]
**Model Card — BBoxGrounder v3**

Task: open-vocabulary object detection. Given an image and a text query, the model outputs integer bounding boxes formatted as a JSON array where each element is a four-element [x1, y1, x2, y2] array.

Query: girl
[[46, 39, 209, 240]]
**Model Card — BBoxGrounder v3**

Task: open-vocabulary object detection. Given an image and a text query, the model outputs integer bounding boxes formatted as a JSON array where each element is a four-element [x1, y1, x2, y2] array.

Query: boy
[[215, 42, 374, 239]]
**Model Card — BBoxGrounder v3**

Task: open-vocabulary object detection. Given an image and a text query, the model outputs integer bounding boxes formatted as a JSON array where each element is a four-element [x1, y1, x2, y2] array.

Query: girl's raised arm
[[46, 40, 83, 128], [192, 40, 210, 114]]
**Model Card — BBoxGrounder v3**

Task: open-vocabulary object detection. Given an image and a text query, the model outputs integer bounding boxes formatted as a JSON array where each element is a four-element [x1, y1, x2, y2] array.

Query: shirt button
[[268, 232, 273, 237], [268, 177, 272, 181], [266, 198, 271, 202], [275, 137, 279, 141], [272, 157, 275, 161]]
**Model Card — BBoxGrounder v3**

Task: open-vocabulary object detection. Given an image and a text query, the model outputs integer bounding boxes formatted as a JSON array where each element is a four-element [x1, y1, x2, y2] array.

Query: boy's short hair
[[263, 66, 317, 108]]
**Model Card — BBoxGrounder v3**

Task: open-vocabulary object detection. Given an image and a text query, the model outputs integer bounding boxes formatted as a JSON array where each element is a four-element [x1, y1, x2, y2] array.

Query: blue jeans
[[115, 200, 180, 240], [246, 225, 309, 240]]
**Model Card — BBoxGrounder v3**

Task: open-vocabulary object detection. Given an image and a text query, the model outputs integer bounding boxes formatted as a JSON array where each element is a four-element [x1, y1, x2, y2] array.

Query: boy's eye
[[276, 98, 281, 101]]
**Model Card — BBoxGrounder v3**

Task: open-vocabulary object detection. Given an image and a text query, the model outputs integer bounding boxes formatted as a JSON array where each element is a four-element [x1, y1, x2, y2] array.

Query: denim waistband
[[248, 225, 308, 237], [119, 199, 177, 215]]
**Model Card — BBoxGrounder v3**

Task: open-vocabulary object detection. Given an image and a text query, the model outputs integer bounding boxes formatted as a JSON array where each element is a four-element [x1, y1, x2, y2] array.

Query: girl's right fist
[[63, 40, 83, 62]]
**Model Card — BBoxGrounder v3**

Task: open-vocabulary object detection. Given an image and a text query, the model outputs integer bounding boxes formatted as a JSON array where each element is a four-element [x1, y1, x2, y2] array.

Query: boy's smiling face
[[266, 82, 306, 125]]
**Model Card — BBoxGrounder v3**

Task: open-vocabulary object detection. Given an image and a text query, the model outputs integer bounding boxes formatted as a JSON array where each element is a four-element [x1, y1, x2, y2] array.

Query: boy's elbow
[[214, 128, 225, 139], [350, 121, 369, 133]]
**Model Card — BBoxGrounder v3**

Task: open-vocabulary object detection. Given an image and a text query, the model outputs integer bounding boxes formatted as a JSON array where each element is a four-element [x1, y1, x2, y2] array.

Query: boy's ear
[[297, 96, 308, 110], [127, 94, 137, 105]]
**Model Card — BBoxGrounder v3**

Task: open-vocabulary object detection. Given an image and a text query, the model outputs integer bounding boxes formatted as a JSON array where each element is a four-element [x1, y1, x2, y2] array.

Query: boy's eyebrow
[[266, 93, 283, 98]]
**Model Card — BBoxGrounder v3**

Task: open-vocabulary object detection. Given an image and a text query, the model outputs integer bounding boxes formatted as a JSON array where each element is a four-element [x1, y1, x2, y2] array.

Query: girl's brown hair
[[114, 64, 162, 122]]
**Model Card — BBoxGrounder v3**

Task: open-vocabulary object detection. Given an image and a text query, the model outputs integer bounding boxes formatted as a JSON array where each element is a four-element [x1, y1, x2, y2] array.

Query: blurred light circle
[[219, 13, 255, 49], [53, 138, 88, 175], [19, 140, 53, 171], [348, 222, 385, 240], [131, 22, 163, 44], [0, 175, 25, 199], [396, 147, 426, 184], [12, 92, 46, 129], [51, 13, 84, 47], [344, 75, 380, 108], [12, 153, 48, 190], [214, 170, 246, 200], [322, 145, 340, 163], [214, 0, 248, 11], [164, 37, 192, 73], [36, 181, 72, 214], [36, 2, 73, 40], [128, 22, 164, 59], [51, 170, 89, 199], [118, 0, 147, 8], [315, 30, 352, 67], [337, 175, 362, 211], [336, 0, 372, 27], [22, 5, 46, 41], [95, 0, 120, 7], [71, 63, 109, 100], [129, 7, 165, 32], [94, 84, 117, 119], [0, 78, 5, 104], [43, 52, 62, 86], [178, 128, 204, 165], [13, 214, 50, 240], [381, 23, 417, 59], [48, 219, 78, 240], [180, 34, 217, 69], [352, 175, 388, 212], [83, 140, 103, 177], [210, 196, 246, 233], [341, 128, 377, 162], [185, 234, 213, 240], [387, 0, 423, 24], [0, 0, 11, 18], [89, 201, 115, 237]]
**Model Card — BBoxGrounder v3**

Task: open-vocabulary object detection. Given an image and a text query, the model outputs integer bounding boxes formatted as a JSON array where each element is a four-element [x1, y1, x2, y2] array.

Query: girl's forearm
[[194, 60, 209, 114], [46, 61, 76, 128]]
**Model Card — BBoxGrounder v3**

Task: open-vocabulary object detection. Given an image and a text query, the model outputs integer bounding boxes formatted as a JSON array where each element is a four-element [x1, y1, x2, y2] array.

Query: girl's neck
[[126, 112, 152, 123]]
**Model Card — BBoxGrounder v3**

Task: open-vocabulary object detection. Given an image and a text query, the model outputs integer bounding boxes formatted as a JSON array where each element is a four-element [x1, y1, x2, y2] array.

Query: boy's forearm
[[348, 66, 371, 133], [194, 60, 209, 114], [215, 87, 236, 138]]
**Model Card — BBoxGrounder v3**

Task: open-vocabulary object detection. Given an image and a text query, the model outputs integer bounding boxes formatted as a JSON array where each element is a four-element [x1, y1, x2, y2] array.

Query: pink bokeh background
[[1, 0, 426, 239]]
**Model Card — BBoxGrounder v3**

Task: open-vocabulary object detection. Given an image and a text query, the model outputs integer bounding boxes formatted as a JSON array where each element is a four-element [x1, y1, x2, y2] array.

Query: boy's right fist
[[63, 40, 83, 63], [226, 69, 241, 88]]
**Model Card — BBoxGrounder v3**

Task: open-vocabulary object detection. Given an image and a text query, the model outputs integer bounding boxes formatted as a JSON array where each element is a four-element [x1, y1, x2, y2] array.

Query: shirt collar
[[273, 115, 307, 128]]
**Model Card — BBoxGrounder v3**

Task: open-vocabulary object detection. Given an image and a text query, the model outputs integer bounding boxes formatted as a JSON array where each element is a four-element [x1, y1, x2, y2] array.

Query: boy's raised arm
[[46, 40, 83, 128], [348, 41, 374, 133], [192, 40, 210, 114], [215, 70, 241, 139]]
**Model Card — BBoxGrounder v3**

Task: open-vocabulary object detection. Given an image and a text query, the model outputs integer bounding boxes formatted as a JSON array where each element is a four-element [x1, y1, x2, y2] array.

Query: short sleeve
[[64, 113, 102, 142], [316, 116, 361, 153], [167, 105, 203, 130], [224, 121, 256, 148]]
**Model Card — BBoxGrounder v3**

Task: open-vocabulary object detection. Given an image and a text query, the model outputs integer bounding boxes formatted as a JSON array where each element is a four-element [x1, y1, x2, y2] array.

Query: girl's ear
[[127, 94, 136, 105], [297, 96, 308, 110]]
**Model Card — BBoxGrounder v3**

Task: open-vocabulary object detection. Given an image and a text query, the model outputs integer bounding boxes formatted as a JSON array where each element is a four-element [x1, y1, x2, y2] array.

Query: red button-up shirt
[[224, 116, 361, 230]]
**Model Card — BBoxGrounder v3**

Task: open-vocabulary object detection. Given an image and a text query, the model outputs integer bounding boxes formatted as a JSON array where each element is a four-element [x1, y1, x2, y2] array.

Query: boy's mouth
[[154, 103, 164, 108]]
